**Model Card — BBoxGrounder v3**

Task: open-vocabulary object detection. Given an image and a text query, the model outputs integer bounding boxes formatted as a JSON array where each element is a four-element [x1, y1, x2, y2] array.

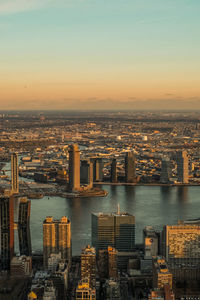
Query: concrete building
[[76, 279, 96, 300], [11, 152, 19, 194], [160, 157, 171, 184], [43, 280, 57, 300], [10, 255, 32, 277], [68, 144, 80, 191], [176, 150, 188, 184], [43, 216, 71, 268], [111, 158, 117, 183], [0, 196, 14, 272], [18, 197, 32, 256], [163, 222, 200, 280], [152, 257, 173, 290], [149, 285, 175, 300], [81, 245, 96, 288], [125, 151, 136, 183], [143, 226, 159, 259], [104, 279, 121, 300], [98, 246, 118, 279], [92, 210, 135, 253]]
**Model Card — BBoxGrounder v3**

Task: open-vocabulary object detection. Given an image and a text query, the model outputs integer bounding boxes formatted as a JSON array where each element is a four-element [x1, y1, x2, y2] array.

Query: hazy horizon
[[0, 0, 200, 110]]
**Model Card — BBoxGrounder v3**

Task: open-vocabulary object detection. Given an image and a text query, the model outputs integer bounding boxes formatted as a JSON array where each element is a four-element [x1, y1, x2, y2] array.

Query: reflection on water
[[177, 186, 188, 203], [30, 185, 200, 255]]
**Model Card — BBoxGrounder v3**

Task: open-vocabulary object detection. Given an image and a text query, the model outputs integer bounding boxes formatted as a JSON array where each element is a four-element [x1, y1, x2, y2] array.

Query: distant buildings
[[110, 158, 117, 183], [160, 157, 171, 184], [92, 210, 135, 252], [176, 150, 189, 184], [11, 152, 19, 194], [0, 196, 14, 272], [91, 158, 104, 182], [125, 151, 136, 183], [43, 216, 71, 268], [80, 160, 93, 189], [68, 144, 80, 191]]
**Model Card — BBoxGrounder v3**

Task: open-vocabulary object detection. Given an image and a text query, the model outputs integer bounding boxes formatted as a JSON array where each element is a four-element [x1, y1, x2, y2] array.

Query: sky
[[0, 0, 200, 110]]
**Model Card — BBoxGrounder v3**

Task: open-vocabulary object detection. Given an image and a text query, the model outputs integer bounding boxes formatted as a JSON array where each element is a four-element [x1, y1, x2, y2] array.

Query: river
[[30, 185, 200, 255]]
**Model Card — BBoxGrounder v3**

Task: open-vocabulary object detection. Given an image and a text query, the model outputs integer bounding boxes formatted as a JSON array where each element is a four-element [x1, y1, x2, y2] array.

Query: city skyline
[[0, 0, 200, 110]]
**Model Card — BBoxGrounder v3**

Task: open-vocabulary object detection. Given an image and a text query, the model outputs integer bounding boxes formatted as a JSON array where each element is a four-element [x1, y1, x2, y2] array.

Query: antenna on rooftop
[[117, 203, 120, 215]]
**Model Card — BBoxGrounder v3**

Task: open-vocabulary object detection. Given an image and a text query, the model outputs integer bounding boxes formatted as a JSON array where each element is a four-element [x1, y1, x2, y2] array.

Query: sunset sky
[[0, 0, 200, 110]]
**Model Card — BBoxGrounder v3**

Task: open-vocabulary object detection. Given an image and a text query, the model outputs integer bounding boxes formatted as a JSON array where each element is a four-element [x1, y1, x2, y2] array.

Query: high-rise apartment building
[[0, 197, 14, 272], [91, 158, 104, 182], [80, 160, 93, 188], [76, 279, 96, 300], [92, 211, 135, 253], [160, 157, 171, 184], [11, 152, 19, 194], [176, 150, 188, 184], [81, 245, 96, 288], [125, 151, 136, 183], [43, 216, 71, 268], [18, 197, 32, 256], [98, 246, 118, 279], [111, 158, 117, 183], [152, 256, 173, 290], [68, 144, 80, 191]]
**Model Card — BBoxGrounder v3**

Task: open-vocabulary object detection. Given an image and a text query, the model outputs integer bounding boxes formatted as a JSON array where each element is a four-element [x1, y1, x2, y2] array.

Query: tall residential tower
[[11, 152, 19, 194], [68, 144, 81, 191]]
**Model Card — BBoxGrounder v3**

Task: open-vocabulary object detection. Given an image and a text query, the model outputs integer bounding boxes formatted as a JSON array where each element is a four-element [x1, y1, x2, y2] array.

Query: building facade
[[43, 216, 71, 268], [68, 144, 80, 191], [176, 150, 189, 184], [11, 152, 19, 194], [92, 211, 135, 253], [81, 245, 96, 288], [125, 151, 136, 183], [18, 197, 32, 256], [0, 196, 14, 272]]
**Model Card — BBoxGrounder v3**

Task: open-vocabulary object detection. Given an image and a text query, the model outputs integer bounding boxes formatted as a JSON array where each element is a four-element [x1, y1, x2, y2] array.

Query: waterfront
[[30, 185, 200, 255]]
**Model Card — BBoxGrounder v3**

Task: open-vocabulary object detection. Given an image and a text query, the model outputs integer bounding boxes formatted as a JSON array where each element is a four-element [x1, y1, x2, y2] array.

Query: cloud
[[0, 0, 51, 15]]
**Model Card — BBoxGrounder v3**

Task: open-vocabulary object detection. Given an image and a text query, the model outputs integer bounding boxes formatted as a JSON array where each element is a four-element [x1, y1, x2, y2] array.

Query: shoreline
[[94, 182, 200, 187]]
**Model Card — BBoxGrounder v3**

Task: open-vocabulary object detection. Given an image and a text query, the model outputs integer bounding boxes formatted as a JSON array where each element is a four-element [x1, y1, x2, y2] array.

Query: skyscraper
[[176, 150, 188, 184], [0, 196, 14, 272], [160, 157, 171, 184], [68, 144, 80, 191], [81, 245, 96, 288], [43, 216, 71, 268], [91, 158, 104, 182], [125, 151, 136, 183], [110, 158, 117, 183], [80, 160, 93, 189], [11, 152, 19, 194], [92, 210, 135, 253], [18, 197, 32, 256]]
